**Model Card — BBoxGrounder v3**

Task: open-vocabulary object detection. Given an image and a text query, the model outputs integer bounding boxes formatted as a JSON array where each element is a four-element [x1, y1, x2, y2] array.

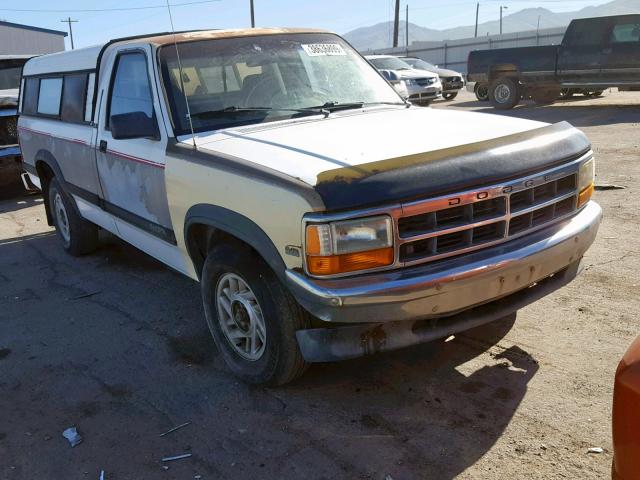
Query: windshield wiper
[[306, 101, 365, 112], [190, 106, 329, 118], [304, 101, 410, 112]]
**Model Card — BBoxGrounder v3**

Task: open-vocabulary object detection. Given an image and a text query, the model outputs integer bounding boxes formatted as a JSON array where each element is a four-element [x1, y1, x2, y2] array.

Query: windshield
[[0, 66, 23, 90], [159, 33, 402, 135], [368, 57, 413, 71], [404, 58, 436, 70]]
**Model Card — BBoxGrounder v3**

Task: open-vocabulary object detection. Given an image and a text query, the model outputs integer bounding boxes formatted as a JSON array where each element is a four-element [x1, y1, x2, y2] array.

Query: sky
[[0, 0, 614, 50]]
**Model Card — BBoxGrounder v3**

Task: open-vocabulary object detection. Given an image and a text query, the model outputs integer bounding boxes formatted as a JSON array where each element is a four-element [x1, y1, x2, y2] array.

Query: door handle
[[602, 48, 612, 54], [99, 140, 107, 153]]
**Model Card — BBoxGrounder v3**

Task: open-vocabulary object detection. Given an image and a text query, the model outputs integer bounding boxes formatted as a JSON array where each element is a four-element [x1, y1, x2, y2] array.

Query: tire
[[560, 88, 574, 99], [488, 77, 520, 110], [474, 83, 489, 101], [201, 244, 310, 386], [442, 91, 458, 101], [48, 177, 98, 256], [532, 87, 560, 106]]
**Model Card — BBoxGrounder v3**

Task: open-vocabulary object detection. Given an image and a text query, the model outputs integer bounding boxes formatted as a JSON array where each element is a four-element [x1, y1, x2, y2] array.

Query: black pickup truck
[[467, 14, 640, 109]]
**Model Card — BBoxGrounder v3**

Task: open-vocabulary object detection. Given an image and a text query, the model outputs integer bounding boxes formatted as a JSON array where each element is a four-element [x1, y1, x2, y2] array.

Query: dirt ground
[[0, 89, 638, 480]]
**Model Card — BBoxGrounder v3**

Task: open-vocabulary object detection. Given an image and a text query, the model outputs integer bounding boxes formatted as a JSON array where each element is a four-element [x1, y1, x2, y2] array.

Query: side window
[[169, 66, 202, 96], [61, 73, 88, 123], [198, 65, 241, 94], [610, 23, 640, 43], [22, 77, 39, 114], [37, 77, 63, 116], [564, 20, 608, 46], [85, 73, 95, 123], [236, 62, 262, 84], [108, 52, 154, 126]]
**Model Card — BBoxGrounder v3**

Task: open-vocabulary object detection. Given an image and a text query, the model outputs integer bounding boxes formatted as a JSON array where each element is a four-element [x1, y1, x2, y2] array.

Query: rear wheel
[[48, 178, 98, 256], [442, 91, 458, 101], [488, 77, 520, 110], [201, 244, 310, 386], [474, 83, 489, 101]]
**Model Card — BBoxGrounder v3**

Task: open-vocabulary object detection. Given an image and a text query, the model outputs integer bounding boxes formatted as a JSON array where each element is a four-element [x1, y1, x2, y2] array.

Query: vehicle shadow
[[0, 228, 538, 479], [0, 191, 43, 212], [450, 98, 640, 127], [283, 313, 538, 479]]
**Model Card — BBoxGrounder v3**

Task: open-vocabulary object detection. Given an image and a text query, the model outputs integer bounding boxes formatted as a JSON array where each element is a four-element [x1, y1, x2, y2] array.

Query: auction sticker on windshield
[[301, 44, 346, 56]]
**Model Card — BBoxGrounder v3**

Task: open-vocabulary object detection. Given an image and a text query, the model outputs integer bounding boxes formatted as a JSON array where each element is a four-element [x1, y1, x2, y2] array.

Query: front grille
[[0, 115, 18, 145], [397, 169, 580, 265], [415, 77, 436, 86]]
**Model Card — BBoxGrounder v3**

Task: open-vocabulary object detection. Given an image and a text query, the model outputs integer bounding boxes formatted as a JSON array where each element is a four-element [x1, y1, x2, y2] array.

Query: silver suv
[[400, 56, 465, 101], [366, 55, 442, 105]]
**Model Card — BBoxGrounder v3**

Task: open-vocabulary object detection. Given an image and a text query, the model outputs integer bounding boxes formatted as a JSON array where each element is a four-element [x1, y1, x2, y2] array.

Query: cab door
[[95, 45, 176, 245], [600, 15, 640, 84], [558, 18, 610, 85]]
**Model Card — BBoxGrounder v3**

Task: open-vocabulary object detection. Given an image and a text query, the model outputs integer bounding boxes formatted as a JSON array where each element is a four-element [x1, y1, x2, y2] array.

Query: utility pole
[[474, 2, 479, 38], [536, 14, 541, 45], [406, 4, 409, 48], [392, 0, 400, 48], [250, 0, 255, 28], [61, 17, 78, 50], [499, 6, 507, 36]]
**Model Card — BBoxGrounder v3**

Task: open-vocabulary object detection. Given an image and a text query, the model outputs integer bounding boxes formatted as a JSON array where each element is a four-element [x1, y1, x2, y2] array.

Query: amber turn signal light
[[578, 182, 594, 208], [306, 247, 394, 276]]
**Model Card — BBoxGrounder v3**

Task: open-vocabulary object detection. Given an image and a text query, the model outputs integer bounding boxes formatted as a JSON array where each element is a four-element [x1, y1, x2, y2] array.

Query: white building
[[0, 20, 67, 55]]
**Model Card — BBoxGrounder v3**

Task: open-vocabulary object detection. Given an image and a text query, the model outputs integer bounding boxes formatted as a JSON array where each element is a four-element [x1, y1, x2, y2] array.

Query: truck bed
[[467, 45, 558, 82]]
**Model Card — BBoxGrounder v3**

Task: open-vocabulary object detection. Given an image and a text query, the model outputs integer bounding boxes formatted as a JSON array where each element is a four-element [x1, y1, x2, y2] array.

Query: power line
[[0, 0, 220, 13]]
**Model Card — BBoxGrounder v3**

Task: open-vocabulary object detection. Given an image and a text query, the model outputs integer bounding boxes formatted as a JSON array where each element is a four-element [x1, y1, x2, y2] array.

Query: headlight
[[305, 215, 394, 276], [403, 78, 418, 87], [577, 157, 595, 208]]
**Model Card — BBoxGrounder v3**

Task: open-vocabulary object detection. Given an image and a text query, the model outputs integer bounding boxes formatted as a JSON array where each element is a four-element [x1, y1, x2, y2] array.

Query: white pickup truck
[[18, 28, 601, 385]]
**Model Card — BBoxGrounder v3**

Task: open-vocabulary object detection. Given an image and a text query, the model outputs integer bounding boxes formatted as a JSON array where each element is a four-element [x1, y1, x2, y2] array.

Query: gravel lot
[[1, 89, 638, 479]]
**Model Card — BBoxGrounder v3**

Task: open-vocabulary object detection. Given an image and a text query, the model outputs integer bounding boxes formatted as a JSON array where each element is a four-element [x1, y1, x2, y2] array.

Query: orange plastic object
[[307, 247, 393, 275], [578, 182, 594, 208], [612, 335, 640, 480]]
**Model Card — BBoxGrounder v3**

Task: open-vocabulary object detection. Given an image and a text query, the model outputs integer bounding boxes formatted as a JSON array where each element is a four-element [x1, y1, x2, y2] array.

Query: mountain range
[[344, 0, 639, 51]]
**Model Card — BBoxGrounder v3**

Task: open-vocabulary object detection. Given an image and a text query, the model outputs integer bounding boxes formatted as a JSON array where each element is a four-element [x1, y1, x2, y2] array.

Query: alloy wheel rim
[[494, 83, 512, 103], [54, 192, 71, 243], [215, 273, 266, 361]]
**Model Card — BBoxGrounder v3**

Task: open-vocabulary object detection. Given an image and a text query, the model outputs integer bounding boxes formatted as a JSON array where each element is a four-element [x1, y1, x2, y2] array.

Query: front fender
[[184, 204, 288, 283]]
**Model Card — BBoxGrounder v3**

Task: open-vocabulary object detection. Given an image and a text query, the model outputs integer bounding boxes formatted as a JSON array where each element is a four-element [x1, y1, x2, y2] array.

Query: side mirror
[[111, 111, 159, 140]]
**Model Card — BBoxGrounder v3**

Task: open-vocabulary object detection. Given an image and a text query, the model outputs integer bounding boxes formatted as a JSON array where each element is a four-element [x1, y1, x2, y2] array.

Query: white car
[[399, 56, 465, 101], [18, 28, 600, 385], [366, 55, 441, 105]]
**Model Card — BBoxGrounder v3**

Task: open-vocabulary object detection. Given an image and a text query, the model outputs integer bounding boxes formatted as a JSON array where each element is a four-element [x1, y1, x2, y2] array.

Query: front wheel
[[48, 178, 98, 256], [474, 83, 489, 101], [488, 78, 520, 110], [201, 244, 310, 386], [442, 91, 458, 101]]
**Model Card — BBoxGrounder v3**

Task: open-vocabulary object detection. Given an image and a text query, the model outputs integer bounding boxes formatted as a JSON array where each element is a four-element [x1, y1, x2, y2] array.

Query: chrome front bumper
[[287, 201, 602, 325]]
